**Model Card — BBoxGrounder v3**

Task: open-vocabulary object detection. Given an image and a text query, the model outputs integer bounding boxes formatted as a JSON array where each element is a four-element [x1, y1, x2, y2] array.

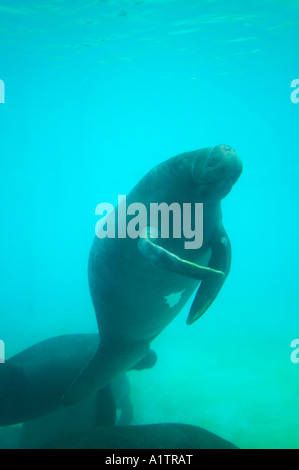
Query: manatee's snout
[[205, 145, 243, 185], [194, 144, 243, 201]]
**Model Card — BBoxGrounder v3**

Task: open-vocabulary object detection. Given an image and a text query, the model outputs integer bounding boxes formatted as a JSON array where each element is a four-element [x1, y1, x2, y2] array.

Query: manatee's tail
[[62, 342, 150, 406]]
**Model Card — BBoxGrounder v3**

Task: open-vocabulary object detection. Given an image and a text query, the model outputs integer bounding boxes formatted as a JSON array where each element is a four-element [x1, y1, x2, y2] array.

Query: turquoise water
[[0, 0, 298, 449]]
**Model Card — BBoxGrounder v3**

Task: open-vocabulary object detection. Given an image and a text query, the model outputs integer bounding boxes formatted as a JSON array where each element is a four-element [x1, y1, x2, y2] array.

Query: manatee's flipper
[[138, 234, 224, 281], [131, 349, 157, 370], [187, 225, 231, 325], [93, 385, 117, 427], [62, 342, 149, 406]]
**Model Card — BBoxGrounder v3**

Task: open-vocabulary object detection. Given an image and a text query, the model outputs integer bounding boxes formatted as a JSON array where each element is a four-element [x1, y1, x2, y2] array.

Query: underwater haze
[[0, 0, 298, 449]]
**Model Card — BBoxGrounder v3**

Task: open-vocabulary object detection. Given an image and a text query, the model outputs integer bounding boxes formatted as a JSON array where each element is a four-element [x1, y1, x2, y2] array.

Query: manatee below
[[18, 374, 132, 449], [42, 423, 239, 449], [0, 386, 116, 449], [0, 334, 155, 427], [63, 145, 242, 405]]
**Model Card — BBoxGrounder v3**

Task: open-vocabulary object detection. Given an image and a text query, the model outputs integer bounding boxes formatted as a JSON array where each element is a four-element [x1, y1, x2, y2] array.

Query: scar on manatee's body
[[164, 290, 185, 308]]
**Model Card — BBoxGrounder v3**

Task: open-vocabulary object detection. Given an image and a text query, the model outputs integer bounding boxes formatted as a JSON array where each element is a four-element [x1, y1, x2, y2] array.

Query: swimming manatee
[[63, 145, 242, 405]]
